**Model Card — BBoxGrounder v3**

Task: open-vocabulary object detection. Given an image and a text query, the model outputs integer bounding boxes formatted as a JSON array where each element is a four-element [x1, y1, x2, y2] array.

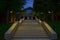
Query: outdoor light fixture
[[48, 11, 51, 14], [10, 11, 13, 13]]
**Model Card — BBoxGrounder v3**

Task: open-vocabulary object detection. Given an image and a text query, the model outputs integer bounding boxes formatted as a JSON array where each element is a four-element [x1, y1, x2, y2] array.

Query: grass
[[0, 22, 13, 40], [47, 20, 60, 40]]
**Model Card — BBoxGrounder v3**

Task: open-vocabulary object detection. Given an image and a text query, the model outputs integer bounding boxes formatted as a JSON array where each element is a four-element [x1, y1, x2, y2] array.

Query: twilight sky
[[21, 0, 34, 10]]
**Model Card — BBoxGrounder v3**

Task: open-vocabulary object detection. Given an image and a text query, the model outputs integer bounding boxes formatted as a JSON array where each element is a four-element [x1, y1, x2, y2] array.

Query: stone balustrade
[[38, 20, 57, 40], [5, 18, 24, 40]]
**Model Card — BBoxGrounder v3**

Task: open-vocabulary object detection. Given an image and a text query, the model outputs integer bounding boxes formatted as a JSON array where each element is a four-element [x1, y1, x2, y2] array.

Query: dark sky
[[21, 0, 34, 10]]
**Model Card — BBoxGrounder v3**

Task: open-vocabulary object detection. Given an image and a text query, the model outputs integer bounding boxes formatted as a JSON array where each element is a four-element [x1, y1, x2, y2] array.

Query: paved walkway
[[11, 20, 50, 40]]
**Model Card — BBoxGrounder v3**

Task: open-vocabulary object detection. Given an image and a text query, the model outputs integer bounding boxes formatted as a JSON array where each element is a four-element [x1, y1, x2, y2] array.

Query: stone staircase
[[11, 20, 50, 40]]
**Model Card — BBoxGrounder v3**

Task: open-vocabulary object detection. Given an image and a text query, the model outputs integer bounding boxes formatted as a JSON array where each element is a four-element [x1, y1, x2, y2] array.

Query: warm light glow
[[39, 20, 42, 23], [19, 20, 22, 23], [6, 22, 17, 34], [44, 22, 54, 33]]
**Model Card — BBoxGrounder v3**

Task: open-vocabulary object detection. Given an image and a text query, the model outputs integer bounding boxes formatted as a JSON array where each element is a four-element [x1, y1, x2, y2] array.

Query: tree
[[0, 0, 25, 24], [8, 0, 25, 22], [33, 0, 56, 21]]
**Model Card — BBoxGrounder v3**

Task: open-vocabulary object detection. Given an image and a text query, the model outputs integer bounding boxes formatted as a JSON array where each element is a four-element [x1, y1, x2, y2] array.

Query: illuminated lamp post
[[10, 11, 13, 22], [48, 10, 53, 21]]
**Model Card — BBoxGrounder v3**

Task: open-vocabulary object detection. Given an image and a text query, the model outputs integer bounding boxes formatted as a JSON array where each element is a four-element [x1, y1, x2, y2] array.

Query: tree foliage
[[0, 0, 25, 12], [0, 0, 25, 23], [33, 0, 56, 12], [8, 0, 25, 12]]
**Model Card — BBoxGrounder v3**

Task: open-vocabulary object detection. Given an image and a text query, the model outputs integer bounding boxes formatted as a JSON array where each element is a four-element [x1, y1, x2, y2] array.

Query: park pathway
[[11, 20, 50, 40]]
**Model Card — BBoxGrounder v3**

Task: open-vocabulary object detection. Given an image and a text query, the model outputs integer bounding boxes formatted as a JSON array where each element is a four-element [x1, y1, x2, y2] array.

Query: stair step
[[11, 38, 50, 40], [13, 36, 49, 38], [10, 20, 50, 40]]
